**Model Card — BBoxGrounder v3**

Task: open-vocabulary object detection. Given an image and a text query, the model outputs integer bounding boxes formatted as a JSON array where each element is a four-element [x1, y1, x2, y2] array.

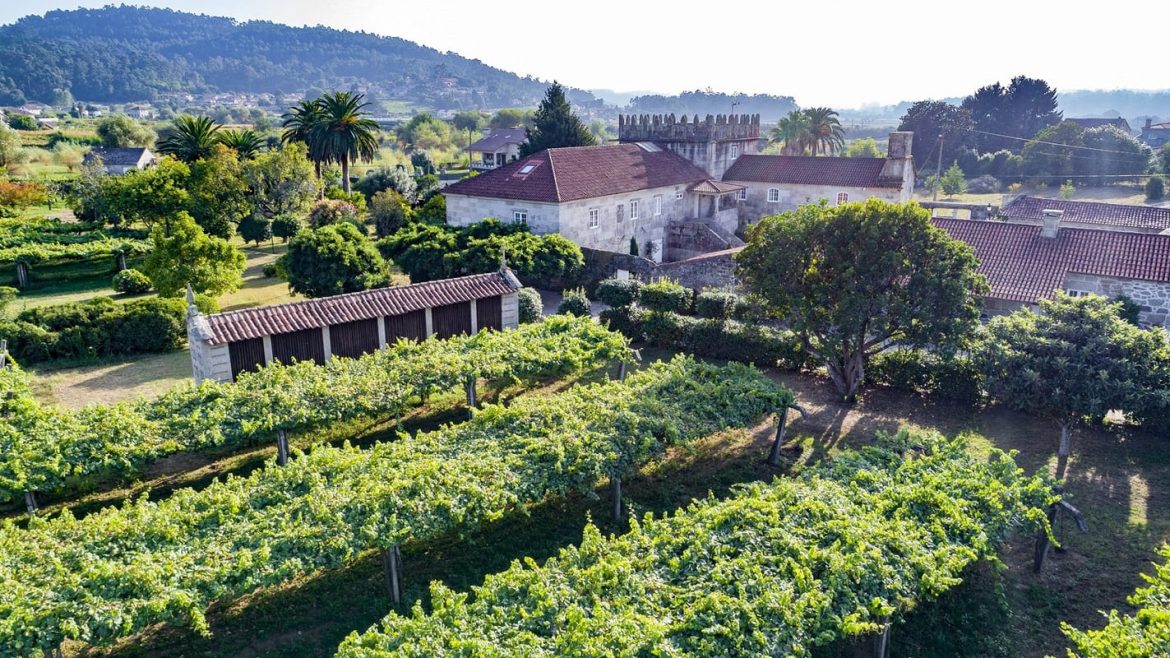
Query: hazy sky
[[3, 0, 1166, 108]]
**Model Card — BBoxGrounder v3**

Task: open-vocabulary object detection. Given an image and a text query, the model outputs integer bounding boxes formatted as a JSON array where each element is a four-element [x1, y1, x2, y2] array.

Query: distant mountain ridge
[[0, 5, 599, 108]]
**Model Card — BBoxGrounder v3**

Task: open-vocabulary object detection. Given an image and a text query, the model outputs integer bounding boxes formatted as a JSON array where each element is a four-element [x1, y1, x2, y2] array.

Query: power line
[[966, 128, 1149, 156]]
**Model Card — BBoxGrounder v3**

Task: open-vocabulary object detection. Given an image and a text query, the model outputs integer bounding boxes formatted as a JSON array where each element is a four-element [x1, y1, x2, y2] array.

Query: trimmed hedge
[[601, 305, 805, 370], [112, 268, 152, 294], [639, 279, 691, 314], [517, 287, 543, 324], [593, 278, 641, 308], [867, 349, 983, 404], [694, 289, 736, 319], [557, 288, 591, 317], [2, 295, 218, 364]]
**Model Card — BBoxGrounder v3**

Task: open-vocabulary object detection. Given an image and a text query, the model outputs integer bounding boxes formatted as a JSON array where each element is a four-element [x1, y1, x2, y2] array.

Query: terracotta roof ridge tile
[[547, 148, 563, 202]]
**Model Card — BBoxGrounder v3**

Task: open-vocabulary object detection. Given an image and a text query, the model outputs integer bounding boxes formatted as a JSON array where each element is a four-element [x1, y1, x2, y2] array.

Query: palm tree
[[770, 111, 810, 155], [216, 129, 265, 159], [281, 99, 327, 179], [311, 91, 380, 194], [802, 107, 846, 156], [155, 115, 221, 162]]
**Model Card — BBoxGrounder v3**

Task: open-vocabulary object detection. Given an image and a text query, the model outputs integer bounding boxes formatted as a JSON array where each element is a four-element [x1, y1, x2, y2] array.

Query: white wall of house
[[446, 184, 694, 262], [471, 143, 522, 169], [729, 181, 909, 225]]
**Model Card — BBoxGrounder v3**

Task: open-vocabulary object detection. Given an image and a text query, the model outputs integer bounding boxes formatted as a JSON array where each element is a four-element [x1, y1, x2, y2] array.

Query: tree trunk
[[826, 351, 864, 403], [618, 360, 628, 382], [1033, 503, 1059, 573], [342, 159, 351, 194], [25, 491, 38, 515], [1055, 422, 1073, 481], [611, 476, 622, 521], [767, 407, 790, 467]]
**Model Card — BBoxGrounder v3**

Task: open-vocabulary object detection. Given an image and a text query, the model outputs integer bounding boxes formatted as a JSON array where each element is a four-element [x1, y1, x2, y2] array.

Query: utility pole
[[933, 133, 944, 202]]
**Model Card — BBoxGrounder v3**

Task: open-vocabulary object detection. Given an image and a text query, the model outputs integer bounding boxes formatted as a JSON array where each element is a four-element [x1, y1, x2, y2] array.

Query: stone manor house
[[444, 114, 915, 263]]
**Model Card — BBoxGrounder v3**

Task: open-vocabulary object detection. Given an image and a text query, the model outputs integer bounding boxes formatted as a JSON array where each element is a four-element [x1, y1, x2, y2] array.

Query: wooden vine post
[[465, 374, 477, 415], [275, 429, 290, 467], [766, 404, 805, 467], [611, 475, 622, 521], [383, 545, 403, 604], [873, 619, 891, 658], [15, 261, 29, 289]]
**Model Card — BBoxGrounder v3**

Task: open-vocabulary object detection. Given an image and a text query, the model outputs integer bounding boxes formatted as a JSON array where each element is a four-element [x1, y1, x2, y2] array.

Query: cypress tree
[[520, 82, 597, 156]]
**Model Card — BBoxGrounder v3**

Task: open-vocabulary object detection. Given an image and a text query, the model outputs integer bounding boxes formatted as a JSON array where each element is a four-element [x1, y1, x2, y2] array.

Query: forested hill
[[0, 6, 597, 108]]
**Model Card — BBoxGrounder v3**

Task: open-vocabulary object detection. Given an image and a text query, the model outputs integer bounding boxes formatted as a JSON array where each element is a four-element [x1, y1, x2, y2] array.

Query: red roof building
[[1001, 195, 1170, 234], [935, 217, 1170, 327], [187, 270, 523, 383]]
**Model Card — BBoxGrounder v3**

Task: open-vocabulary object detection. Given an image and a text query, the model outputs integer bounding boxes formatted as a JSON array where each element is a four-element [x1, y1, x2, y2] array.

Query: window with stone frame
[[630, 200, 639, 221], [588, 208, 600, 229], [654, 195, 662, 216], [729, 143, 740, 159], [836, 192, 849, 205], [1065, 288, 1093, 298], [513, 210, 528, 223], [738, 188, 747, 201], [767, 188, 781, 203]]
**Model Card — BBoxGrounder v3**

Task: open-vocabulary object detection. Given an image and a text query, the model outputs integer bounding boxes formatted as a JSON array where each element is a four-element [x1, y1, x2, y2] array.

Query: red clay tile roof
[[443, 144, 711, 203], [468, 128, 527, 152], [204, 271, 519, 345], [934, 219, 1170, 303], [1002, 195, 1170, 232], [723, 155, 903, 189]]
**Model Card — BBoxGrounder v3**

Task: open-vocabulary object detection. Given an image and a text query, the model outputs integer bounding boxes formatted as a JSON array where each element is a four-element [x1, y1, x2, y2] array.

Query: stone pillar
[[469, 300, 478, 333], [322, 325, 332, 361], [262, 335, 274, 364], [377, 316, 387, 348], [424, 307, 434, 337]]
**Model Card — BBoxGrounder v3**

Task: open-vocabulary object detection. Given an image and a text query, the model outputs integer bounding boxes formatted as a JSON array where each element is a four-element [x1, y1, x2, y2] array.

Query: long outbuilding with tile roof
[[186, 269, 523, 383]]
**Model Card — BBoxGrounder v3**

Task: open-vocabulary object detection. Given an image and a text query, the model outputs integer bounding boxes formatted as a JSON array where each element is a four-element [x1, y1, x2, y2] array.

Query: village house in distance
[[443, 114, 914, 262]]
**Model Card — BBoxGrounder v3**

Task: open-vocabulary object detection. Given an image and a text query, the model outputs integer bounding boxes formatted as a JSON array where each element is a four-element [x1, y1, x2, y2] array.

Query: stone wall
[[666, 222, 736, 261], [1063, 273, 1170, 327], [445, 194, 561, 235], [653, 248, 741, 291]]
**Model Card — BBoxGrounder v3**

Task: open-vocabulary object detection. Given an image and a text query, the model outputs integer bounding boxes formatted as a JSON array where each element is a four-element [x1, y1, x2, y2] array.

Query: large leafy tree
[[155, 115, 221, 163], [142, 212, 246, 297], [311, 91, 380, 194], [187, 144, 250, 238], [897, 100, 975, 165], [243, 143, 321, 219], [962, 76, 1062, 153], [520, 82, 596, 157], [735, 199, 986, 402], [1080, 125, 1153, 185], [95, 114, 155, 148], [976, 294, 1168, 481], [278, 222, 388, 298], [98, 157, 191, 230]]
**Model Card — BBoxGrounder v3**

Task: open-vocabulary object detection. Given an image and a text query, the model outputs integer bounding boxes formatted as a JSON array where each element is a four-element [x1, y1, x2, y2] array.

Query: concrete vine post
[[611, 476, 623, 521], [276, 429, 289, 467], [465, 374, 477, 415], [383, 545, 403, 604]]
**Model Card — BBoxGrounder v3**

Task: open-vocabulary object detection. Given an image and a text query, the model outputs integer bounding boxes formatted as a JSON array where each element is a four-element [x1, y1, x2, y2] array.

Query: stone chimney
[[1041, 209, 1063, 238], [1147, 118, 1154, 130], [878, 131, 914, 183]]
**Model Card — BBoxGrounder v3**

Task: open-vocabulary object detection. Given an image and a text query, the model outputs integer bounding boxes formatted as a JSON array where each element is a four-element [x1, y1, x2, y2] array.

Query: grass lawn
[[915, 183, 1168, 208], [57, 350, 1170, 658], [28, 350, 192, 409]]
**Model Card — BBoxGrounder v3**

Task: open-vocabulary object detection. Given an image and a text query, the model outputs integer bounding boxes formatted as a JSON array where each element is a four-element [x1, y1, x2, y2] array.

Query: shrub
[[278, 223, 388, 298], [0, 321, 57, 363], [271, 215, 303, 243], [599, 305, 640, 336], [369, 189, 412, 238], [0, 286, 17, 313], [112, 268, 152, 294], [730, 294, 770, 323], [517, 287, 543, 324], [1147, 175, 1166, 201], [694, 289, 737, 319], [262, 263, 278, 278], [868, 349, 983, 404], [593, 278, 641, 308], [639, 279, 691, 314], [557, 288, 590, 317], [308, 199, 360, 229], [238, 214, 273, 246], [966, 175, 1001, 194], [1116, 294, 1142, 325], [102, 298, 186, 354]]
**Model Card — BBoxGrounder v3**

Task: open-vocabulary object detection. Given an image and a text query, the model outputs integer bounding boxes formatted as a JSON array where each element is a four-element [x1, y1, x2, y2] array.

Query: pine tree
[[520, 82, 597, 157]]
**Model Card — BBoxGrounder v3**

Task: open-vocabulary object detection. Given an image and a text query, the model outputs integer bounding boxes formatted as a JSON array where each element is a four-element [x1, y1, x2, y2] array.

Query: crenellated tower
[[618, 113, 761, 180]]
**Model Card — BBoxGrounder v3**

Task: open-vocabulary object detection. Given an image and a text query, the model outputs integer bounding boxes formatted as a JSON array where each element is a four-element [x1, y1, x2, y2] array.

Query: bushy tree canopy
[[96, 114, 155, 148], [735, 199, 987, 401], [142, 212, 245, 297], [278, 222, 388, 298], [897, 101, 975, 165], [962, 76, 1062, 153], [520, 82, 596, 157]]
